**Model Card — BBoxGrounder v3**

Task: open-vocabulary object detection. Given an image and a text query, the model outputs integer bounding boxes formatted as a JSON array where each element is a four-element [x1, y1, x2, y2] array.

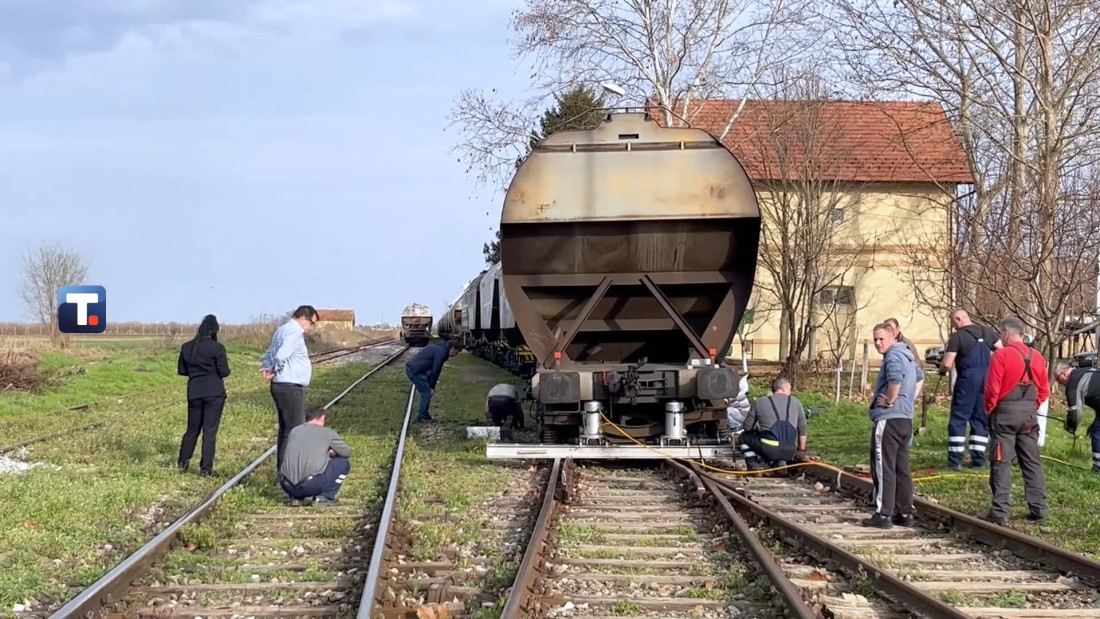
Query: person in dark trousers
[[864, 323, 918, 529], [261, 305, 318, 469], [177, 315, 231, 476], [738, 377, 807, 471], [982, 316, 1049, 525], [939, 309, 1002, 470], [1055, 362, 1100, 472], [279, 406, 351, 506], [404, 340, 462, 422], [485, 382, 524, 440]]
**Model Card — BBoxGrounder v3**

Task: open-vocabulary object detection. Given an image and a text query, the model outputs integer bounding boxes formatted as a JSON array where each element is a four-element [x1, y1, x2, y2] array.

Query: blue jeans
[[279, 457, 350, 501], [405, 366, 432, 420]]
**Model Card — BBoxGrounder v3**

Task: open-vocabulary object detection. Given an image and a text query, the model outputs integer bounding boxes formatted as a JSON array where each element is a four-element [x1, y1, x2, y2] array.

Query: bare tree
[[824, 0, 1100, 370], [449, 0, 817, 192], [740, 72, 869, 385], [19, 242, 89, 349]]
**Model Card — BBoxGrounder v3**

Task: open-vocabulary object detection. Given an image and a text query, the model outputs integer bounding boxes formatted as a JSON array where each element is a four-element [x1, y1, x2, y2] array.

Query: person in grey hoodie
[[864, 323, 918, 529]]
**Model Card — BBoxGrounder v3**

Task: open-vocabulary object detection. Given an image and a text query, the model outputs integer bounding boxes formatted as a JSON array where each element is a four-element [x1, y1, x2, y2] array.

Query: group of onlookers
[[734, 310, 1097, 529], [174, 306, 351, 506]]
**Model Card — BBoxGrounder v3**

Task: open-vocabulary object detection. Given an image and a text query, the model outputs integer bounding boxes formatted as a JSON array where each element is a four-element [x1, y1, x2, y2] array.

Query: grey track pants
[[989, 405, 1048, 518]]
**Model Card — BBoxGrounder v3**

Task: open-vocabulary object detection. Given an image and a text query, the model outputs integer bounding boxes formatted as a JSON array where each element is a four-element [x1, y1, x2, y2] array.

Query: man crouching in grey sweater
[[864, 323, 918, 529], [278, 406, 352, 506]]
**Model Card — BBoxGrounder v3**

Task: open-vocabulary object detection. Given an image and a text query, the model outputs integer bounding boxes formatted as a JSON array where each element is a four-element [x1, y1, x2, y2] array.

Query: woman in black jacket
[[177, 314, 231, 476]]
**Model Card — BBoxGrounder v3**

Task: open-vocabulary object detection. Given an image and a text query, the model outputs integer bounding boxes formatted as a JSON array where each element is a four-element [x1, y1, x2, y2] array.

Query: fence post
[[860, 340, 869, 391]]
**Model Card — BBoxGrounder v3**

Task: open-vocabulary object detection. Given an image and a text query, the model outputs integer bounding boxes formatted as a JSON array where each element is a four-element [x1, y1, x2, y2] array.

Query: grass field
[[783, 380, 1100, 559], [0, 339, 395, 612]]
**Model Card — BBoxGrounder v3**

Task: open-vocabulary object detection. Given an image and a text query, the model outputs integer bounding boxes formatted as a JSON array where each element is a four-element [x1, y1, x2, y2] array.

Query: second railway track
[[40, 344, 414, 619], [701, 463, 1100, 619]]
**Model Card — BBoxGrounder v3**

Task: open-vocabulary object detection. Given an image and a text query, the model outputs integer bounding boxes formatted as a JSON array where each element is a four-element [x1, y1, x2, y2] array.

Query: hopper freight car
[[449, 111, 762, 448], [400, 303, 433, 347], [436, 293, 464, 340]]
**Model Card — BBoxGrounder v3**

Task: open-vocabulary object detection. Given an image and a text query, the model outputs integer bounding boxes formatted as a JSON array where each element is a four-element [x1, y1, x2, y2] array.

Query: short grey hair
[[772, 376, 791, 392], [1054, 362, 1073, 376], [999, 316, 1026, 335]]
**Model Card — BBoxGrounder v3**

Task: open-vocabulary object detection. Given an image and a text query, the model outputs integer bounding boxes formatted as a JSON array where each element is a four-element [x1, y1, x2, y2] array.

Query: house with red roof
[[657, 98, 974, 363]]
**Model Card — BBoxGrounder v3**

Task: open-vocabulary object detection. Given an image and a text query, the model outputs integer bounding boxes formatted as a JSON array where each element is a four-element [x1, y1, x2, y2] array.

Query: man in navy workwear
[[404, 340, 463, 422], [938, 309, 1002, 469]]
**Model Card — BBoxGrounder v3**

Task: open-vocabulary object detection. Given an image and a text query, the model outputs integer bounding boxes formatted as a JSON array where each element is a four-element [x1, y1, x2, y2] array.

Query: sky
[[0, 0, 529, 326]]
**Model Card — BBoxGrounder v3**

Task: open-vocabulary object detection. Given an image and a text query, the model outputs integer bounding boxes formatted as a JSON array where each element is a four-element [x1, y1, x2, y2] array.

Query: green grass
[[393, 352, 539, 612], [786, 378, 1100, 558], [0, 343, 396, 613]]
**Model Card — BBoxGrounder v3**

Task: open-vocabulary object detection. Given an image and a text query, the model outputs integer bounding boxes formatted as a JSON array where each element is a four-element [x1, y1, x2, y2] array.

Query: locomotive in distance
[[400, 303, 433, 347], [440, 110, 762, 448]]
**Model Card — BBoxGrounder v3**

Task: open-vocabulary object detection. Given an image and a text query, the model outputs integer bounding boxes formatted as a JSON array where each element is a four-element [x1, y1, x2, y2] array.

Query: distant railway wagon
[[400, 303, 433, 347], [440, 111, 761, 448]]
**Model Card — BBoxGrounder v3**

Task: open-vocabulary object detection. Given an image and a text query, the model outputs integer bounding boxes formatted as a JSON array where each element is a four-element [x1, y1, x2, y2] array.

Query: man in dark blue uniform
[[1055, 362, 1100, 473], [938, 309, 1002, 469], [404, 340, 462, 422]]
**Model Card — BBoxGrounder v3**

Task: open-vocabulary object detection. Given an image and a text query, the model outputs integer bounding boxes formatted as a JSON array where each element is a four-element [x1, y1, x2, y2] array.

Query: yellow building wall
[[317, 320, 354, 331], [733, 182, 955, 364]]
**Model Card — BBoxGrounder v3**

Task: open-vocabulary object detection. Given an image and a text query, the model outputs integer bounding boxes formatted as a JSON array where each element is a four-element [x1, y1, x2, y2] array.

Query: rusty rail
[[48, 346, 409, 619], [665, 462, 816, 619], [798, 463, 1100, 584], [356, 384, 417, 618], [500, 458, 568, 618], [704, 473, 975, 619]]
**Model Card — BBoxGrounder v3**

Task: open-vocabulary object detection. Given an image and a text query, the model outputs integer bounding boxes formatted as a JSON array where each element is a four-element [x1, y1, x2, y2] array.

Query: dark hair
[[292, 305, 318, 320], [194, 314, 219, 341], [448, 340, 463, 352], [305, 406, 326, 421]]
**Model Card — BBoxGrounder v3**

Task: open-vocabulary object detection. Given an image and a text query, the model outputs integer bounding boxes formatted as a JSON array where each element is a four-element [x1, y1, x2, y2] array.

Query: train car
[[399, 303, 433, 347], [463, 111, 761, 451], [436, 293, 464, 340]]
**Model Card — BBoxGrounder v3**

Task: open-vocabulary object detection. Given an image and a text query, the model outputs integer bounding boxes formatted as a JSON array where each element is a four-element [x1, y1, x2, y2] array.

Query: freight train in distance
[[439, 110, 761, 459], [400, 303, 433, 347]]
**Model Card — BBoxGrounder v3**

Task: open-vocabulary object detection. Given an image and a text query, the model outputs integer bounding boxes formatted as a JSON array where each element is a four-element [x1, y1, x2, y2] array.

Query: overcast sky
[[0, 0, 527, 326]]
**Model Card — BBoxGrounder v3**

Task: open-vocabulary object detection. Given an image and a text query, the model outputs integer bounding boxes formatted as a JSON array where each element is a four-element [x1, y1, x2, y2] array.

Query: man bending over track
[[279, 407, 351, 507], [1055, 362, 1100, 473], [404, 339, 462, 423], [738, 377, 806, 471]]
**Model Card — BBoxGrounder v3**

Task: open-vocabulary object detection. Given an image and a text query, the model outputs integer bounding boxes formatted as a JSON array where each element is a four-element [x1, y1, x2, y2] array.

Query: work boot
[[1027, 510, 1046, 522], [745, 458, 766, 472], [314, 497, 340, 507], [980, 512, 1008, 526], [946, 462, 963, 471], [892, 513, 917, 527], [861, 513, 893, 529], [178, 461, 189, 472]]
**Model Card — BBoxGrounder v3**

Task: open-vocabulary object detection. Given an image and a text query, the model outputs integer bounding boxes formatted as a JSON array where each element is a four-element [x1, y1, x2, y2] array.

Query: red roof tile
[[316, 309, 355, 322], [652, 99, 974, 184]]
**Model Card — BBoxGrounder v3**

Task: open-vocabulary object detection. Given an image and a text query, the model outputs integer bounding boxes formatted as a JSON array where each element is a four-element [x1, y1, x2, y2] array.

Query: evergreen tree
[[485, 86, 606, 265]]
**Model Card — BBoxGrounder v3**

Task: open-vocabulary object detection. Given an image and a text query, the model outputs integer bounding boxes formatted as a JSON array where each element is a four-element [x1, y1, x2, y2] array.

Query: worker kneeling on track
[[1055, 362, 1100, 473], [485, 382, 524, 441], [278, 406, 352, 507], [738, 377, 807, 472]]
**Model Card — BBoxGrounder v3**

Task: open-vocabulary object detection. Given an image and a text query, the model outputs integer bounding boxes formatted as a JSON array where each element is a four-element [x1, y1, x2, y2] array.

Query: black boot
[[862, 513, 893, 528]]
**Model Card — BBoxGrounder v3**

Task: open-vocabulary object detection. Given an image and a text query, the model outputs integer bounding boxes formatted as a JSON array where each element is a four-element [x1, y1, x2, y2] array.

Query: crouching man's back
[[278, 406, 351, 506]]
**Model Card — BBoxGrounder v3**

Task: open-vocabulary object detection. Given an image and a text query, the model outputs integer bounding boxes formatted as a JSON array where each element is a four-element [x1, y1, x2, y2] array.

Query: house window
[[830, 208, 844, 225], [819, 286, 855, 307], [742, 340, 754, 358]]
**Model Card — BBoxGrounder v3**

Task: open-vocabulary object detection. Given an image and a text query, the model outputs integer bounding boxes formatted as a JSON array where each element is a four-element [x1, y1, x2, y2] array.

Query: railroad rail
[[502, 461, 801, 618], [45, 344, 411, 619], [309, 339, 400, 364], [697, 463, 1100, 619]]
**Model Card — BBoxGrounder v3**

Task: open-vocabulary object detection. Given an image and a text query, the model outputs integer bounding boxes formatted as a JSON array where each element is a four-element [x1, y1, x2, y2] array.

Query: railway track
[[502, 461, 790, 619], [698, 463, 1100, 619], [308, 339, 401, 365], [41, 345, 412, 619]]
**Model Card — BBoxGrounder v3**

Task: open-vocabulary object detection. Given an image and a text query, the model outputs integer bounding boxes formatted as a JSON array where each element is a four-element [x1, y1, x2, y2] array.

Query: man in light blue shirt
[[261, 305, 318, 469]]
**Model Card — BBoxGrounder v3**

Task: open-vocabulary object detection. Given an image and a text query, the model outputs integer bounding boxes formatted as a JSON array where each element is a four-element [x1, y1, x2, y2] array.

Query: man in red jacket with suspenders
[[982, 316, 1049, 525]]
